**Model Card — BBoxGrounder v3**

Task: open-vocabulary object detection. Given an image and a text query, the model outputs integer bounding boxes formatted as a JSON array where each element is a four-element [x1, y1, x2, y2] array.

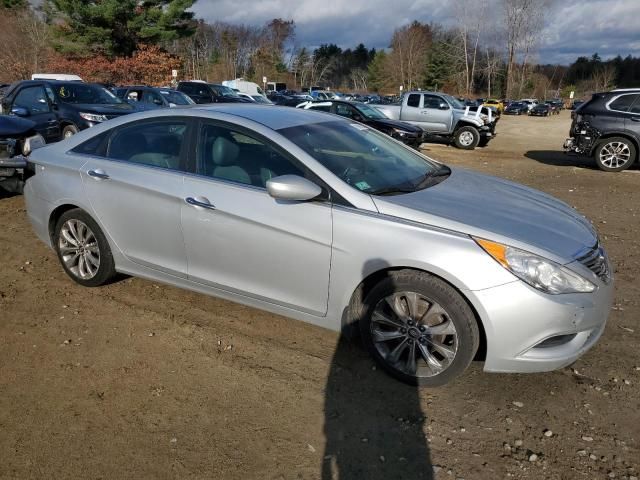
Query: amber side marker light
[[475, 238, 509, 268]]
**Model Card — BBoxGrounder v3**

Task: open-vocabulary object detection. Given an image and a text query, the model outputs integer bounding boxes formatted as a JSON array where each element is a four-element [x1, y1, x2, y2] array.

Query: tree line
[[0, 0, 639, 99]]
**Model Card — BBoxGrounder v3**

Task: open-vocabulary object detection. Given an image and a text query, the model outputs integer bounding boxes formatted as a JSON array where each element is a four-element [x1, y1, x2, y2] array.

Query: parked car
[[298, 99, 424, 148], [483, 98, 504, 113], [529, 103, 553, 117], [24, 105, 613, 386], [310, 90, 339, 101], [503, 102, 529, 115], [375, 91, 498, 149], [564, 88, 640, 172], [0, 115, 45, 194], [177, 81, 250, 104], [237, 92, 274, 104], [544, 101, 561, 115], [115, 86, 195, 108], [268, 91, 313, 107], [1, 80, 140, 142]]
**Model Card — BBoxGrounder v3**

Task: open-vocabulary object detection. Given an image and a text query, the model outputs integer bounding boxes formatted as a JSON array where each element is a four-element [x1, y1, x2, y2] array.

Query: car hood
[[372, 167, 597, 262], [367, 118, 422, 134], [68, 103, 136, 114], [0, 115, 37, 136]]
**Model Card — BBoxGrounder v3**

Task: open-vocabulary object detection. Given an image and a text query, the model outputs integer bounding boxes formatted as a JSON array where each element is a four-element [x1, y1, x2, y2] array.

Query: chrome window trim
[[605, 93, 640, 114]]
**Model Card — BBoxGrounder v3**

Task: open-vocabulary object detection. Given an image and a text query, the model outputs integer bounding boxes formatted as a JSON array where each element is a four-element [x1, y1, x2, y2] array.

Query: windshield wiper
[[414, 165, 451, 190], [368, 185, 416, 196]]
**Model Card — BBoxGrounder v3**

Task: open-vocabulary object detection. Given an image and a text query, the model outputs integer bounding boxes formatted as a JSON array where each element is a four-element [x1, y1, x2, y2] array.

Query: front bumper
[[467, 274, 614, 373]]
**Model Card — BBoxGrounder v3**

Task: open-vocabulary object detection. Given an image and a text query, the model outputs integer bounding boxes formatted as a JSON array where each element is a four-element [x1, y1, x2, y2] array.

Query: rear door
[[10, 85, 60, 142], [399, 93, 424, 125], [79, 117, 193, 277]]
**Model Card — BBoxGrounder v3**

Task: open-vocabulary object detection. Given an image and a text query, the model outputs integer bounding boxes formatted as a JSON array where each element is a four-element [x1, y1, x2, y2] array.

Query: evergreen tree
[[46, 0, 196, 57], [423, 41, 453, 91]]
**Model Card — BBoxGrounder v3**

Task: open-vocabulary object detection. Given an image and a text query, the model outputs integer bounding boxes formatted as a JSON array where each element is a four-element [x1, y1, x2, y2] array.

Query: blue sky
[[191, 0, 640, 65]]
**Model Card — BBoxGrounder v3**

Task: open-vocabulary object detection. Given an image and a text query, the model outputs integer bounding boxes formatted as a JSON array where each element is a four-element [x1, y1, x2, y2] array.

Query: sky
[[191, 0, 640, 65]]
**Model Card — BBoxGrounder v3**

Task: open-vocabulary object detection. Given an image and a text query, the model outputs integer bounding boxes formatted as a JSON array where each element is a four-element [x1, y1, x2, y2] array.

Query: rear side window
[[407, 94, 421, 108], [107, 120, 189, 171], [310, 104, 331, 112], [629, 97, 640, 114], [608, 94, 639, 112]]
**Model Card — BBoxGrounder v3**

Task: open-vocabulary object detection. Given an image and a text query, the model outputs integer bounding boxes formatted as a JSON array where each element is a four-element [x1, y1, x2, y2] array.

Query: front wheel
[[62, 124, 79, 140], [453, 126, 480, 150], [595, 137, 636, 172], [54, 208, 116, 287], [359, 270, 480, 386]]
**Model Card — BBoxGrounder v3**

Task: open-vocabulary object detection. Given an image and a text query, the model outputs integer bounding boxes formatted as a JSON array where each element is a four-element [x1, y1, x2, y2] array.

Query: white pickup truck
[[375, 91, 498, 149]]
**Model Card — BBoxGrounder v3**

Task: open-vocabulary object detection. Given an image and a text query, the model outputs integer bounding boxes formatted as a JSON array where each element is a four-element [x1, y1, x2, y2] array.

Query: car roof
[[610, 88, 640, 92], [192, 104, 338, 130]]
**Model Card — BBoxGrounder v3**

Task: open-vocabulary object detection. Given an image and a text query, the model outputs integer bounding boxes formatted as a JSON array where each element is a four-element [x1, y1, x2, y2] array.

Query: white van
[[31, 74, 84, 82], [222, 78, 267, 98]]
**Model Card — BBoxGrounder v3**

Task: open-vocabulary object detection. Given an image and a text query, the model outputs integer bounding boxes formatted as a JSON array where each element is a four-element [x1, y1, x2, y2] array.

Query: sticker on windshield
[[350, 123, 368, 131], [355, 181, 371, 191]]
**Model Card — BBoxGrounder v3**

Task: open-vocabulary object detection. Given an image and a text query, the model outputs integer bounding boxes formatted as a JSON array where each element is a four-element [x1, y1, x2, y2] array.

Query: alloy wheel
[[58, 219, 101, 280], [599, 142, 631, 169], [370, 291, 458, 378]]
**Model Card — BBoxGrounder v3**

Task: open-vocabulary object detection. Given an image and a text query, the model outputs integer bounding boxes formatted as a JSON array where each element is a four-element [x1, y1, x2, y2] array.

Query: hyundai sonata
[[23, 105, 613, 386]]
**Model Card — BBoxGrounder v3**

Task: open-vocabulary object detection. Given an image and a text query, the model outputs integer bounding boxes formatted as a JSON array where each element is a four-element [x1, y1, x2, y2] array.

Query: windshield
[[278, 120, 444, 195], [356, 103, 387, 120], [211, 85, 240, 98], [252, 95, 272, 104], [160, 90, 194, 105], [440, 94, 465, 110], [53, 83, 125, 105]]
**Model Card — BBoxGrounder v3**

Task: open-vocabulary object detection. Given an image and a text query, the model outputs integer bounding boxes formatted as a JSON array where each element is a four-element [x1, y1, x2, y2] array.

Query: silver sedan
[[23, 105, 613, 386]]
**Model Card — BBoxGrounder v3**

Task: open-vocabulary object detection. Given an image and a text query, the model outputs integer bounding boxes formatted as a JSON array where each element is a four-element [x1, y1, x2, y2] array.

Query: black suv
[[1, 81, 139, 142], [564, 89, 640, 171], [114, 86, 195, 108], [177, 81, 250, 104]]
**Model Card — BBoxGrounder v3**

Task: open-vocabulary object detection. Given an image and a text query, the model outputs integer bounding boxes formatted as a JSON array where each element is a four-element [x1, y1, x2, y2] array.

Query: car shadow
[[322, 264, 433, 480], [524, 150, 599, 170]]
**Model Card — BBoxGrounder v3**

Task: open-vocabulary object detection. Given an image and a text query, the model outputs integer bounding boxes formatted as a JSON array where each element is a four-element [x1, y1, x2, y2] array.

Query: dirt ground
[[1, 111, 639, 480]]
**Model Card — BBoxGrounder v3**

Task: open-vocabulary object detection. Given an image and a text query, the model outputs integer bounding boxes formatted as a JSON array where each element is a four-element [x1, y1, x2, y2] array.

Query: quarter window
[[107, 120, 188, 170], [13, 86, 51, 114], [608, 94, 639, 112], [197, 123, 306, 188], [407, 94, 421, 108]]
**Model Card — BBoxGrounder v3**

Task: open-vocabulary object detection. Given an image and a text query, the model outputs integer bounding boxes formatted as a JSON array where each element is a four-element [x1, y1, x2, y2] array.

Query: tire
[[453, 126, 480, 150], [359, 270, 480, 387], [54, 208, 116, 287], [594, 137, 637, 172], [62, 124, 79, 140]]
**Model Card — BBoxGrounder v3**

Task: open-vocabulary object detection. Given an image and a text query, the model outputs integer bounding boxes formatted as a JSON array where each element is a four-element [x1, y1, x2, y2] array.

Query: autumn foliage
[[46, 45, 182, 86]]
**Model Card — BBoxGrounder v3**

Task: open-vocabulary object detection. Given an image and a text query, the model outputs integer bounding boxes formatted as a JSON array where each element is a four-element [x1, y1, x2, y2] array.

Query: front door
[[421, 94, 451, 133], [181, 121, 333, 315], [79, 117, 193, 277]]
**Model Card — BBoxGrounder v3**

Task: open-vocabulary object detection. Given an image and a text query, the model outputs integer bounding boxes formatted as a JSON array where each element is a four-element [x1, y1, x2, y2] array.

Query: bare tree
[[453, 0, 489, 95], [592, 63, 616, 91], [0, 8, 50, 82], [389, 21, 432, 90]]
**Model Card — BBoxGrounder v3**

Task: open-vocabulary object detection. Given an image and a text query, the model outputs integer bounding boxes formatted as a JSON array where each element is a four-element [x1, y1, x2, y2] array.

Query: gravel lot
[[1, 111, 638, 479]]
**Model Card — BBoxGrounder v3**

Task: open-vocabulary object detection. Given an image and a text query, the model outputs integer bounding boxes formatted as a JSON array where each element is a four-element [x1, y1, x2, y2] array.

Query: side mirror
[[11, 106, 29, 117], [438, 103, 449, 110], [266, 175, 322, 201]]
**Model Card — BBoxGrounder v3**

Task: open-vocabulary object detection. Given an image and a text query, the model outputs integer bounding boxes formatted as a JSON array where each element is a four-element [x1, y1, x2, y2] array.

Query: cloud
[[191, 0, 640, 64]]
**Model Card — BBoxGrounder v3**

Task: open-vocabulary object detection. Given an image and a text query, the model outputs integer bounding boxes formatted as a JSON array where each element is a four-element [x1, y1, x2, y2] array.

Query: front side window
[[141, 90, 163, 105], [53, 83, 125, 105], [198, 123, 305, 187], [13, 86, 50, 114], [609, 94, 639, 113], [278, 120, 443, 195], [335, 104, 356, 118], [107, 120, 188, 170], [309, 104, 331, 112], [423, 95, 444, 109]]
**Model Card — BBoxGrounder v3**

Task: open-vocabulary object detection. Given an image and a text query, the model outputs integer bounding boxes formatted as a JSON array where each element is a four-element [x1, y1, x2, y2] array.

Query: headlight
[[393, 128, 408, 137], [79, 112, 108, 123], [22, 134, 46, 156], [475, 238, 595, 294]]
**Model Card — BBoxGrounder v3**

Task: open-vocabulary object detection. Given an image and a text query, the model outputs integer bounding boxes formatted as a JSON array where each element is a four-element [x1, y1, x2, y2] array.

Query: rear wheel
[[54, 209, 116, 287], [595, 137, 636, 172], [359, 270, 479, 386], [453, 126, 480, 150]]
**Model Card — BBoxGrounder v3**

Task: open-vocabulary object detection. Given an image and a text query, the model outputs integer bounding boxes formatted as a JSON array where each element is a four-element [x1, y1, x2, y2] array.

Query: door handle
[[420, 111, 428, 115], [47, 120, 57, 124], [87, 169, 110, 180], [185, 196, 216, 210]]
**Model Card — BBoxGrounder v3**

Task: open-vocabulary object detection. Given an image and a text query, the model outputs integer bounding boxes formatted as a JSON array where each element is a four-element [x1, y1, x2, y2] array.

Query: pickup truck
[[375, 91, 498, 149]]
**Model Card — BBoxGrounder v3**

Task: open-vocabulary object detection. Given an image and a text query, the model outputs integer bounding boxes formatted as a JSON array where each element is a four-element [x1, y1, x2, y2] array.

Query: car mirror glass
[[11, 106, 29, 117]]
